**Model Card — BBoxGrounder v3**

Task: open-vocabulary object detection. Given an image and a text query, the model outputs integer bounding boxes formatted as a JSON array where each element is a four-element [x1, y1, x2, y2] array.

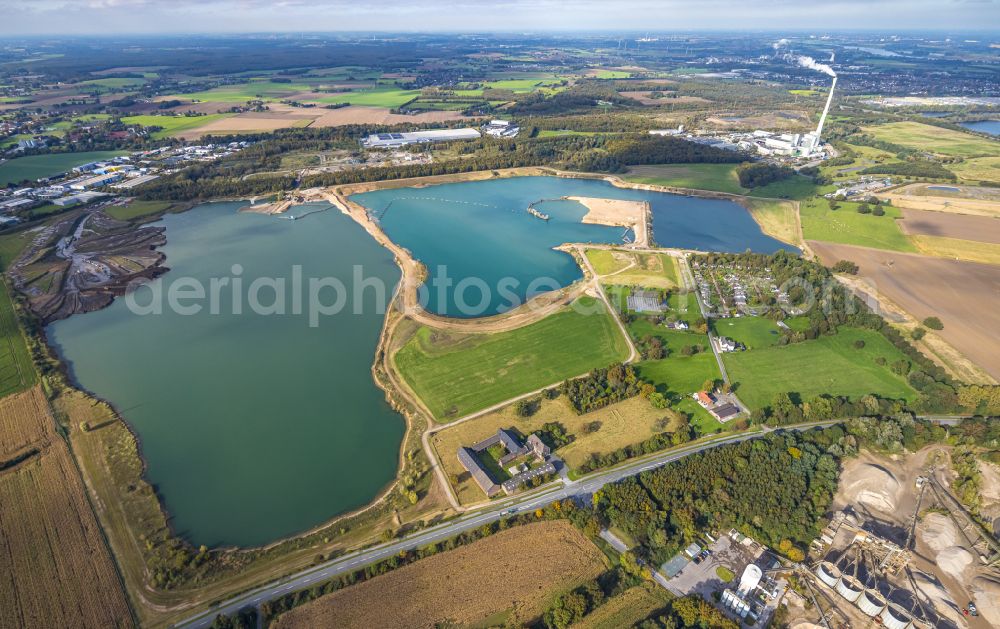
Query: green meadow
[[394, 297, 629, 421], [0, 150, 126, 186], [723, 327, 918, 411], [121, 114, 233, 139], [798, 197, 916, 252]]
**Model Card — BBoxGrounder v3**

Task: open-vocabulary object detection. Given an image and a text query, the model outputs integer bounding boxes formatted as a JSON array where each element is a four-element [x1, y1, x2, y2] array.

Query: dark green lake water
[[352, 176, 795, 317], [48, 202, 405, 547]]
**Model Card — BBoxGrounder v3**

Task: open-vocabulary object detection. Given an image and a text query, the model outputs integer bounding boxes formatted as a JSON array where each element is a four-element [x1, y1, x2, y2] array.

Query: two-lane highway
[[175, 421, 842, 628]]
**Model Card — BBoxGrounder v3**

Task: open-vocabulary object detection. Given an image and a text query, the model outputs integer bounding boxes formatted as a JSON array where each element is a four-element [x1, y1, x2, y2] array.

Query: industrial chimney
[[815, 76, 837, 141]]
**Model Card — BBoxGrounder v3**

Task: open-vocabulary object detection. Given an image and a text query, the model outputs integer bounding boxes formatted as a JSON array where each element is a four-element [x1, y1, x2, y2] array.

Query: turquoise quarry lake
[[47, 176, 793, 547], [352, 176, 795, 316]]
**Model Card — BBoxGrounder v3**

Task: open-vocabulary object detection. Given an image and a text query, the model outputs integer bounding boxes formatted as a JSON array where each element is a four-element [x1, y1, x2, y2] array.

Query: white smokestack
[[816, 76, 837, 140]]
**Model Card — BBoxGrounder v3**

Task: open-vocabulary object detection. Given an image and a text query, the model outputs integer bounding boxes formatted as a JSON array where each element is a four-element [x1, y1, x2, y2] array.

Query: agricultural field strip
[[179, 421, 870, 629]]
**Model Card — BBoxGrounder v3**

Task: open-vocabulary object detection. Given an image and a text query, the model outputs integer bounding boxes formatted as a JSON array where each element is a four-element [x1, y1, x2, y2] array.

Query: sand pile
[[978, 461, 1000, 535], [971, 575, 1000, 626], [911, 570, 963, 625], [916, 512, 958, 552], [936, 546, 974, 581], [840, 463, 900, 515]]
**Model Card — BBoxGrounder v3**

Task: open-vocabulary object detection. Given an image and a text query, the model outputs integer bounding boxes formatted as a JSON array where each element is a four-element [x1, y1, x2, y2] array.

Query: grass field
[[121, 114, 233, 139], [595, 252, 679, 289], [537, 129, 603, 138], [0, 231, 32, 271], [743, 198, 801, 246], [949, 156, 1000, 184], [626, 318, 723, 433], [103, 200, 176, 221], [911, 234, 1000, 265], [586, 249, 631, 275], [433, 395, 682, 502], [748, 175, 827, 200], [271, 521, 606, 628], [305, 87, 420, 108], [723, 327, 919, 411], [394, 297, 629, 420], [0, 150, 126, 186], [79, 77, 146, 89], [168, 81, 318, 102], [711, 316, 783, 350], [0, 281, 36, 398], [0, 387, 134, 629], [625, 163, 746, 195], [864, 121, 999, 158], [799, 197, 917, 252], [574, 583, 671, 629]]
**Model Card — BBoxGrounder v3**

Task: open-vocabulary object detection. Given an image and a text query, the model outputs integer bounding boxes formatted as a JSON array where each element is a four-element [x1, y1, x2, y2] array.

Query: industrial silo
[[879, 603, 912, 629], [835, 574, 863, 602], [857, 588, 887, 617], [815, 562, 841, 588]]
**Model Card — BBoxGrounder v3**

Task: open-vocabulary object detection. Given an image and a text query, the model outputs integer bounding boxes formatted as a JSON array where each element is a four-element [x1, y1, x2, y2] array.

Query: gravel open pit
[[971, 575, 1000, 626], [917, 512, 959, 552], [911, 570, 964, 626], [838, 462, 900, 516]]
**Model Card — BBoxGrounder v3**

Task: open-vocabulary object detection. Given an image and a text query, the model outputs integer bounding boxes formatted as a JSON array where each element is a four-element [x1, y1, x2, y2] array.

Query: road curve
[[174, 420, 844, 628]]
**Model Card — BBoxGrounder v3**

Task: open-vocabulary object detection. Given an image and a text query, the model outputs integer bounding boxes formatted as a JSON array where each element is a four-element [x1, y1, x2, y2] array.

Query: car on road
[[968, 602, 978, 616]]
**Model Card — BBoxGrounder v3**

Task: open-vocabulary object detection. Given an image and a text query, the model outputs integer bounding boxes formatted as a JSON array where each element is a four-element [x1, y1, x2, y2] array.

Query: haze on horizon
[[2, 0, 999, 36]]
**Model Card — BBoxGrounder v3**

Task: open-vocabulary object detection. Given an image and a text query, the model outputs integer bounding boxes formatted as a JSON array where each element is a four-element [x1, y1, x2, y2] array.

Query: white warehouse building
[[362, 128, 481, 148]]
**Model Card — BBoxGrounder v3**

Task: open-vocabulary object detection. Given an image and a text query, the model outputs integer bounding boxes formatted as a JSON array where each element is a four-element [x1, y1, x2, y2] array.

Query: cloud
[[0, 0, 997, 33]]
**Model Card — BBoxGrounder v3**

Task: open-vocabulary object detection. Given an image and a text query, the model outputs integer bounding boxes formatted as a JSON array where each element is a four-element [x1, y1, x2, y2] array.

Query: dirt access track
[[811, 240, 1000, 381]]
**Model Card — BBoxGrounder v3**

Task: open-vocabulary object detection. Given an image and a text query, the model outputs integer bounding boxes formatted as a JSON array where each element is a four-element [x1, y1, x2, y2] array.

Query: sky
[[1, 0, 998, 35]]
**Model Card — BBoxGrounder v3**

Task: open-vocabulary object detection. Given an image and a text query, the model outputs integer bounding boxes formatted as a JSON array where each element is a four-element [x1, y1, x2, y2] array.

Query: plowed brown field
[[898, 209, 1000, 244], [810, 241, 1000, 381]]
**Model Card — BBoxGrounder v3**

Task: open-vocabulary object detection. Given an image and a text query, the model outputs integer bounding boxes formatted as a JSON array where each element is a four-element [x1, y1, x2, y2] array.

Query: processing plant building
[[361, 128, 481, 148]]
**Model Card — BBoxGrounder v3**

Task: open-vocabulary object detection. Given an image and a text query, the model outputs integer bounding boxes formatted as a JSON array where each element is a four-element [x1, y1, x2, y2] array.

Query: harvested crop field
[[810, 241, 1000, 380], [310, 105, 470, 127], [271, 520, 606, 628], [0, 386, 133, 629], [174, 112, 314, 139], [898, 208, 1000, 244], [879, 183, 1000, 218]]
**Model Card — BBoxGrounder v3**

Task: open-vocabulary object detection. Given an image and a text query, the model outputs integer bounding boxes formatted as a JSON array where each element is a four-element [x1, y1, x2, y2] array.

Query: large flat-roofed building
[[362, 128, 481, 148]]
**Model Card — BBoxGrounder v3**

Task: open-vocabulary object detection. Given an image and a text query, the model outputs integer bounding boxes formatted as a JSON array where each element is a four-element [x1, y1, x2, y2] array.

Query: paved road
[[175, 421, 843, 628]]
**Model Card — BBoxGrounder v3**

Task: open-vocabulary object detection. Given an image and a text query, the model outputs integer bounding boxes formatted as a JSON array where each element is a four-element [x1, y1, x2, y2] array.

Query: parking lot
[[665, 535, 760, 598]]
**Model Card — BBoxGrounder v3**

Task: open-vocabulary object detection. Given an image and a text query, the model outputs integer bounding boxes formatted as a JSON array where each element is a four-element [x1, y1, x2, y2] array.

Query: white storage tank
[[835, 575, 863, 602], [880, 603, 912, 629], [857, 588, 887, 617], [816, 561, 841, 588]]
